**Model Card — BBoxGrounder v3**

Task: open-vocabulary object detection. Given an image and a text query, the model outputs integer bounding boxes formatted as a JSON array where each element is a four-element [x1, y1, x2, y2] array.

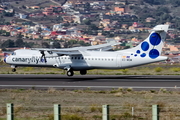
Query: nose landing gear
[[12, 68, 16, 72], [11, 65, 17, 72]]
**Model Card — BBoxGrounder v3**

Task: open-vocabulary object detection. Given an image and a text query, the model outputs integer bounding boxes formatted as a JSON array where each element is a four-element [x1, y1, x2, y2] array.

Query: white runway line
[[0, 85, 179, 89]]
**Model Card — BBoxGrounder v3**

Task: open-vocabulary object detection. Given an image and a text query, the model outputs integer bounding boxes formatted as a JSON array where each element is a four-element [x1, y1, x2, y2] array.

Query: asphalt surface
[[0, 74, 180, 90]]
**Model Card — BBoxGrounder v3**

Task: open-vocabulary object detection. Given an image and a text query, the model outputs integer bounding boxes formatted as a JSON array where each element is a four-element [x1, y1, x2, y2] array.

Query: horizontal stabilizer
[[150, 24, 169, 32]]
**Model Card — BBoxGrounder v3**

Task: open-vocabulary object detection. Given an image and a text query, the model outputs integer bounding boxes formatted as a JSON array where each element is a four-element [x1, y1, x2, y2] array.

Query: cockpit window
[[12, 52, 16, 55]]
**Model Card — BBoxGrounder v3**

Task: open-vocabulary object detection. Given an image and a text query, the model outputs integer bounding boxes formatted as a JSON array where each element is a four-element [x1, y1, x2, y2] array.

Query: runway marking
[[0, 85, 179, 89]]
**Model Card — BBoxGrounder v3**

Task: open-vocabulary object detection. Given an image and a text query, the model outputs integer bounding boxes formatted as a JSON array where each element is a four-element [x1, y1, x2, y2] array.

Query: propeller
[[40, 51, 47, 63]]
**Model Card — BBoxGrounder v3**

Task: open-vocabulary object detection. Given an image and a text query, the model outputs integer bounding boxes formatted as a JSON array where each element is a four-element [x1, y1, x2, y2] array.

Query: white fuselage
[[5, 49, 167, 71]]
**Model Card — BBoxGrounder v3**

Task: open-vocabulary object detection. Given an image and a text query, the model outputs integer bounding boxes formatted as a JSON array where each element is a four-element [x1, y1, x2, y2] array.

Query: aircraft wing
[[31, 40, 120, 55]]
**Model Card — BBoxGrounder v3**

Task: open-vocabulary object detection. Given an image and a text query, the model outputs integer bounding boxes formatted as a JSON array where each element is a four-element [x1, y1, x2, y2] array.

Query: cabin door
[[116, 54, 121, 67]]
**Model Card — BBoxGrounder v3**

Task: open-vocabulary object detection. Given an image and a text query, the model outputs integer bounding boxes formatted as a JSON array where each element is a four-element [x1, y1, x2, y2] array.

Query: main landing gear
[[66, 70, 87, 77], [67, 70, 74, 77], [80, 70, 87, 75], [65, 66, 87, 77]]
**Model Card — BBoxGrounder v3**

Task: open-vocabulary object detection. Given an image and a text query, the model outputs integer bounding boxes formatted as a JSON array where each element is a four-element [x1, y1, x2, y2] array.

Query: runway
[[0, 74, 180, 90]]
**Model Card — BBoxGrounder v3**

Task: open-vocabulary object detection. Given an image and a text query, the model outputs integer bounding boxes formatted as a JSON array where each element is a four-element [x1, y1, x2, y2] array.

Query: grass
[[0, 62, 180, 119], [1, 62, 180, 75], [1, 89, 180, 119]]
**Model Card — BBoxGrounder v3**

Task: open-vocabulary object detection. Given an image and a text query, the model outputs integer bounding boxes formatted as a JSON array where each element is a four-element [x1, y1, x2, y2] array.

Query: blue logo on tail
[[132, 33, 161, 59]]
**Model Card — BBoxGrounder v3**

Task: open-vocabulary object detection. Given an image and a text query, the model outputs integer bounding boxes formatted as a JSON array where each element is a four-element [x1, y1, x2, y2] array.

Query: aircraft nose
[[4, 55, 10, 63], [4, 57, 6, 63]]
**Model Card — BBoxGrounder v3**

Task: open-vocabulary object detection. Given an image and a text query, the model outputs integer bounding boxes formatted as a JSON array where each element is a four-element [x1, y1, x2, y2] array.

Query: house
[[62, 16, 74, 22], [91, 35, 106, 42], [10, 30, 18, 36], [43, 7, 53, 15], [23, 33, 33, 39], [132, 22, 143, 28], [91, 40, 106, 45], [72, 15, 81, 24], [99, 19, 111, 28], [32, 34, 41, 40], [105, 11, 116, 15], [50, 5, 62, 12], [0, 8, 4, 13], [19, 13, 27, 19], [103, 27, 112, 31], [43, 36, 51, 40], [146, 17, 156, 22], [4, 9, 14, 13], [167, 44, 179, 51], [136, 27, 150, 32], [30, 6, 40, 9], [114, 7, 125, 15], [2, 25, 12, 32], [131, 37, 138, 42], [115, 2, 126, 5]]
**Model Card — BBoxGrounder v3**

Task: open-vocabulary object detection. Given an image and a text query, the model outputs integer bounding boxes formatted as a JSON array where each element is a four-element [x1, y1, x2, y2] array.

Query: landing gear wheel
[[80, 70, 87, 75], [67, 70, 74, 77], [12, 68, 16, 72]]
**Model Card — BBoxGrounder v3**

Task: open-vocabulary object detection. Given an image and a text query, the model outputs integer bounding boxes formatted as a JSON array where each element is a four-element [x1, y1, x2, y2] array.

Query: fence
[[1, 103, 180, 120]]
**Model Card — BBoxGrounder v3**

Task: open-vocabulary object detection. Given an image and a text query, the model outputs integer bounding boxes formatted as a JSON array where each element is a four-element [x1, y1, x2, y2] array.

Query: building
[[43, 7, 53, 15]]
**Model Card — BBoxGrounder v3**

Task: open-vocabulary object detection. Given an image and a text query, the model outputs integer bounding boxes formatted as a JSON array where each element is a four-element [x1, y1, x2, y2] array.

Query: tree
[[24, 42, 34, 48], [78, 41, 90, 46], [1, 39, 14, 48], [62, 22, 70, 27], [15, 39, 24, 47], [83, 19, 91, 25], [84, 2, 90, 10], [89, 24, 98, 30], [170, 0, 180, 7], [42, 42, 50, 48], [53, 41, 61, 48], [144, 0, 166, 5]]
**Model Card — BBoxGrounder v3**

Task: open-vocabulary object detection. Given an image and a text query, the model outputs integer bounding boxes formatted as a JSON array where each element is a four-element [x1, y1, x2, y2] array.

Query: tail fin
[[118, 24, 169, 59]]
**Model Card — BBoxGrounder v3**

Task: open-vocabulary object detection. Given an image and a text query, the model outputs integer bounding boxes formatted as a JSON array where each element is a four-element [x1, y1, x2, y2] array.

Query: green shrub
[[126, 88, 133, 92], [121, 69, 129, 74], [92, 115, 101, 119], [154, 67, 163, 72], [90, 104, 100, 112], [23, 67, 34, 72], [171, 67, 180, 72]]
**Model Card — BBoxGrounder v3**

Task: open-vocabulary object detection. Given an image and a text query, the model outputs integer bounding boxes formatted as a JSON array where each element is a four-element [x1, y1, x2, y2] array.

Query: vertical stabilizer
[[117, 24, 169, 59]]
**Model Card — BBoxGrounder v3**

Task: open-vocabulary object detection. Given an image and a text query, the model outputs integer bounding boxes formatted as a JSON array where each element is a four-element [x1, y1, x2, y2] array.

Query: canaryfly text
[[12, 57, 46, 64]]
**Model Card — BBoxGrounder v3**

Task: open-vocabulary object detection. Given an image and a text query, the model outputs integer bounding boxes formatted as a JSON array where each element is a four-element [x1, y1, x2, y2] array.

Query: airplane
[[4, 24, 169, 76]]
